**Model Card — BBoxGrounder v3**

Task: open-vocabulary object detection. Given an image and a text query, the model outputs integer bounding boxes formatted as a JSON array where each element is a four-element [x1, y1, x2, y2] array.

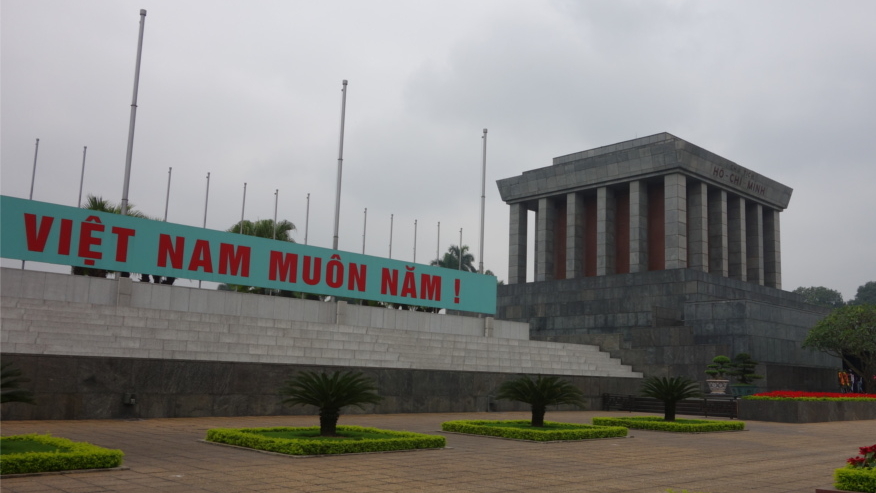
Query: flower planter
[[739, 400, 876, 423], [706, 379, 729, 395], [730, 384, 758, 397]]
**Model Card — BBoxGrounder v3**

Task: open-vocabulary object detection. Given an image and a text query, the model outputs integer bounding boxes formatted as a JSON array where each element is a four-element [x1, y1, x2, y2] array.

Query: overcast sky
[[2, 0, 874, 301]]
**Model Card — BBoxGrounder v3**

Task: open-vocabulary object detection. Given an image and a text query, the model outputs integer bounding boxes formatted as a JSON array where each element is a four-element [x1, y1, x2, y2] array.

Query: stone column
[[629, 180, 649, 273], [596, 187, 615, 276], [508, 203, 528, 284], [687, 181, 708, 272], [566, 192, 584, 279], [708, 188, 729, 277], [664, 173, 687, 269], [763, 208, 782, 289], [746, 202, 764, 285], [728, 195, 747, 281], [535, 197, 555, 281]]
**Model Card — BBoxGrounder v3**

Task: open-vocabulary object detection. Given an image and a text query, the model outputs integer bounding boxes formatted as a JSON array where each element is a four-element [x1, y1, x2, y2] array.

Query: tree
[[279, 370, 382, 436], [728, 353, 763, 385], [802, 304, 876, 393], [640, 376, 701, 421], [431, 244, 476, 272], [850, 281, 876, 306], [793, 286, 846, 309], [1, 362, 36, 405], [495, 375, 586, 427], [228, 219, 296, 242]]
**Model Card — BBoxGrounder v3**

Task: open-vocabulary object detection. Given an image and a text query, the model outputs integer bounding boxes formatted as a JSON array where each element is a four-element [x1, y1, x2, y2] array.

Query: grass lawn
[[0, 435, 124, 475], [441, 419, 629, 441], [206, 426, 446, 455]]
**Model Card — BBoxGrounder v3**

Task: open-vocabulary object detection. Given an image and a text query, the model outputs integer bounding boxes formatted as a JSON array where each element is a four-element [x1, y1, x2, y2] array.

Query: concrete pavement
[[1, 411, 867, 493]]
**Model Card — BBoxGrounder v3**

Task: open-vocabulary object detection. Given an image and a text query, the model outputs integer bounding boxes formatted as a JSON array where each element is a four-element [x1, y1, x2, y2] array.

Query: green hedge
[[1, 434, 124, 475], [205, 426, 445, 455], [440, 420, 628, 441], [835, 466, 876, 493], [744, 396, 875, 402], [591, 417, 744, 432]]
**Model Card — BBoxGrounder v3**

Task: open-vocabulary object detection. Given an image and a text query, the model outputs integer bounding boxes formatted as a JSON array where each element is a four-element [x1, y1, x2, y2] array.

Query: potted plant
[[704, 355, 732, 395], [727, 353, 763, 397]]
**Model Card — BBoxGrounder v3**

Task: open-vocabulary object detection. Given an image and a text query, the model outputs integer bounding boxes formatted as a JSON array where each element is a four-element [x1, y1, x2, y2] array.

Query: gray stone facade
[[495, 133, 838, 391]]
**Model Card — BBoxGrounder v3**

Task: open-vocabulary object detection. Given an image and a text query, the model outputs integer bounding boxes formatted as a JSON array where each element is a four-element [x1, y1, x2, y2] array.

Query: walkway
[[1, 411, 866, 492]]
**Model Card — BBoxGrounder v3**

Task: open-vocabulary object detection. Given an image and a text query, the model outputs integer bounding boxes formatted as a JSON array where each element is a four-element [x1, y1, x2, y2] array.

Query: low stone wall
[[738, 399, 876, 423], [0, 353, 642, 420]]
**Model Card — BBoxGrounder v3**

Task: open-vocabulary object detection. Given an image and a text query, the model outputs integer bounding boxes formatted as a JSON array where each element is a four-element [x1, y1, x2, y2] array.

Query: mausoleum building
[[495, 133, 837, 390]]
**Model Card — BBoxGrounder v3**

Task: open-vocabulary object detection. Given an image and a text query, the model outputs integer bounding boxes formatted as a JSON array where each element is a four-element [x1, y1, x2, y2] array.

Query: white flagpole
[[413, 219, 417, 263], [23, 138, 40, 269], [199, 172, 210, 289], [436, 221, 440, 265], [332, 79, 348, 250], [163, 167, 172, 221], [273, 189, 279, 240], [77, 146, 87, 207], [479, 129, 487, 274], [389, 214, 394, 259], [120, 9, 147, 216], [362, 208, 367, 254], [459, 228, 463, 271], [239, 182, 247, 233], [305, 193, 310, 245]]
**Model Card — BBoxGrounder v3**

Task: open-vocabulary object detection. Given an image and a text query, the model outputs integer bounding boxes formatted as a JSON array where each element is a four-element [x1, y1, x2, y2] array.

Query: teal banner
[[0, 196, 496, 314]]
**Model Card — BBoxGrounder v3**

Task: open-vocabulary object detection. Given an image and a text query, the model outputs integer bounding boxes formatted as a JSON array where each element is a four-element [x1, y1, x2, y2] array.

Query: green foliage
[[0, 434, 123, 475], [640, 376, 701, 421], [496, 375, 586, 427], [728, 353, 763, 384], [228, 218, 296, 242], [743, 396, 875, 401], [834, 466, 876, 493], [793, 285, 846, 308], [440, 420, 627, 441], [850, 281, 876, 306], [1, 362, 35, 405], [591, 417, 744, 432], [205, 426, 444, 455], [279, 370, 382, 436], [704, 355, 732, 378], [431, 244, 476, 272], [803, 304, 876, 393]]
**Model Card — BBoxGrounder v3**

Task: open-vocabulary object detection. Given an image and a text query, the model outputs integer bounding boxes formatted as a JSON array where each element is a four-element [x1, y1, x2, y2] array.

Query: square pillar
[[708, 188, 729, 277], [664, 173, 687, 269], [596, 187, 616, 276], [687, 181, 708, 272], [746, 202, 764, 285], [566, 192, 584, 279], [764, 208, 782, 289], [728, 195, 747, 281], [535, 197, 555, 281], [629, 180, 649, 273], [508, 203, 528, 284]]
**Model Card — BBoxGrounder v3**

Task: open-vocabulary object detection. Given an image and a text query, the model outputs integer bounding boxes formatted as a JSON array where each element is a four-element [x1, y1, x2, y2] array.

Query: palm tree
[[1, 362, 36, 405], [228, 219, 296, 242], [279, 370, 383, 436], [496, 375, 586, 427], [431, 244, 476, 272], [640, 376, 701, 421]]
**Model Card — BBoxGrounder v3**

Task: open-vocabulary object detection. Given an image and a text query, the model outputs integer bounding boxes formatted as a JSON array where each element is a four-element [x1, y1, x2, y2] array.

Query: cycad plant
[[496, 375, 586, 427], [279, 370, 382, 436], [1, 362, 36, 405], [640, 376, 701, 422]]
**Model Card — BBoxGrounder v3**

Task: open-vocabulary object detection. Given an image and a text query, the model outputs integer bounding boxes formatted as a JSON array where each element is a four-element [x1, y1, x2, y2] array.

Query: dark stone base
[[738, 399, 876, 423], [0, 353, 642, 420]]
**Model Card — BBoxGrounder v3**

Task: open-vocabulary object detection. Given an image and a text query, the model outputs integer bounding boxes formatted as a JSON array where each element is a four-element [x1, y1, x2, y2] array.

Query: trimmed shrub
[[441, 420, 628, 441], [835, 466, 876, 493], [591, 416, 744, 432], [205, 426, 445, 455], [0, 434, 124, 475]]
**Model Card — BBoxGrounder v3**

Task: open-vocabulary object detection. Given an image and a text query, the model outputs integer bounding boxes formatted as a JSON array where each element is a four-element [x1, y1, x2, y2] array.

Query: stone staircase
[[1, 297, 642, 378]]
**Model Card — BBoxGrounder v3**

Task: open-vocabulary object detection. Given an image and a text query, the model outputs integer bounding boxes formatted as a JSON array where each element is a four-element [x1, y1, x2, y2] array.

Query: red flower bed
[[751, 391, 875, 399]]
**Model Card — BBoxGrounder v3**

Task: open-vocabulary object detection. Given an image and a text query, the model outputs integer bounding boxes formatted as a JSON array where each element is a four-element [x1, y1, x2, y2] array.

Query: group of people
[[837, 370, 865, 393]]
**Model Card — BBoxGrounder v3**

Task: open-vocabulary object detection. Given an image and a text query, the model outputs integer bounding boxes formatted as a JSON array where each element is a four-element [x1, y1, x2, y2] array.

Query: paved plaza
[[1, 410, 867, 492]]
